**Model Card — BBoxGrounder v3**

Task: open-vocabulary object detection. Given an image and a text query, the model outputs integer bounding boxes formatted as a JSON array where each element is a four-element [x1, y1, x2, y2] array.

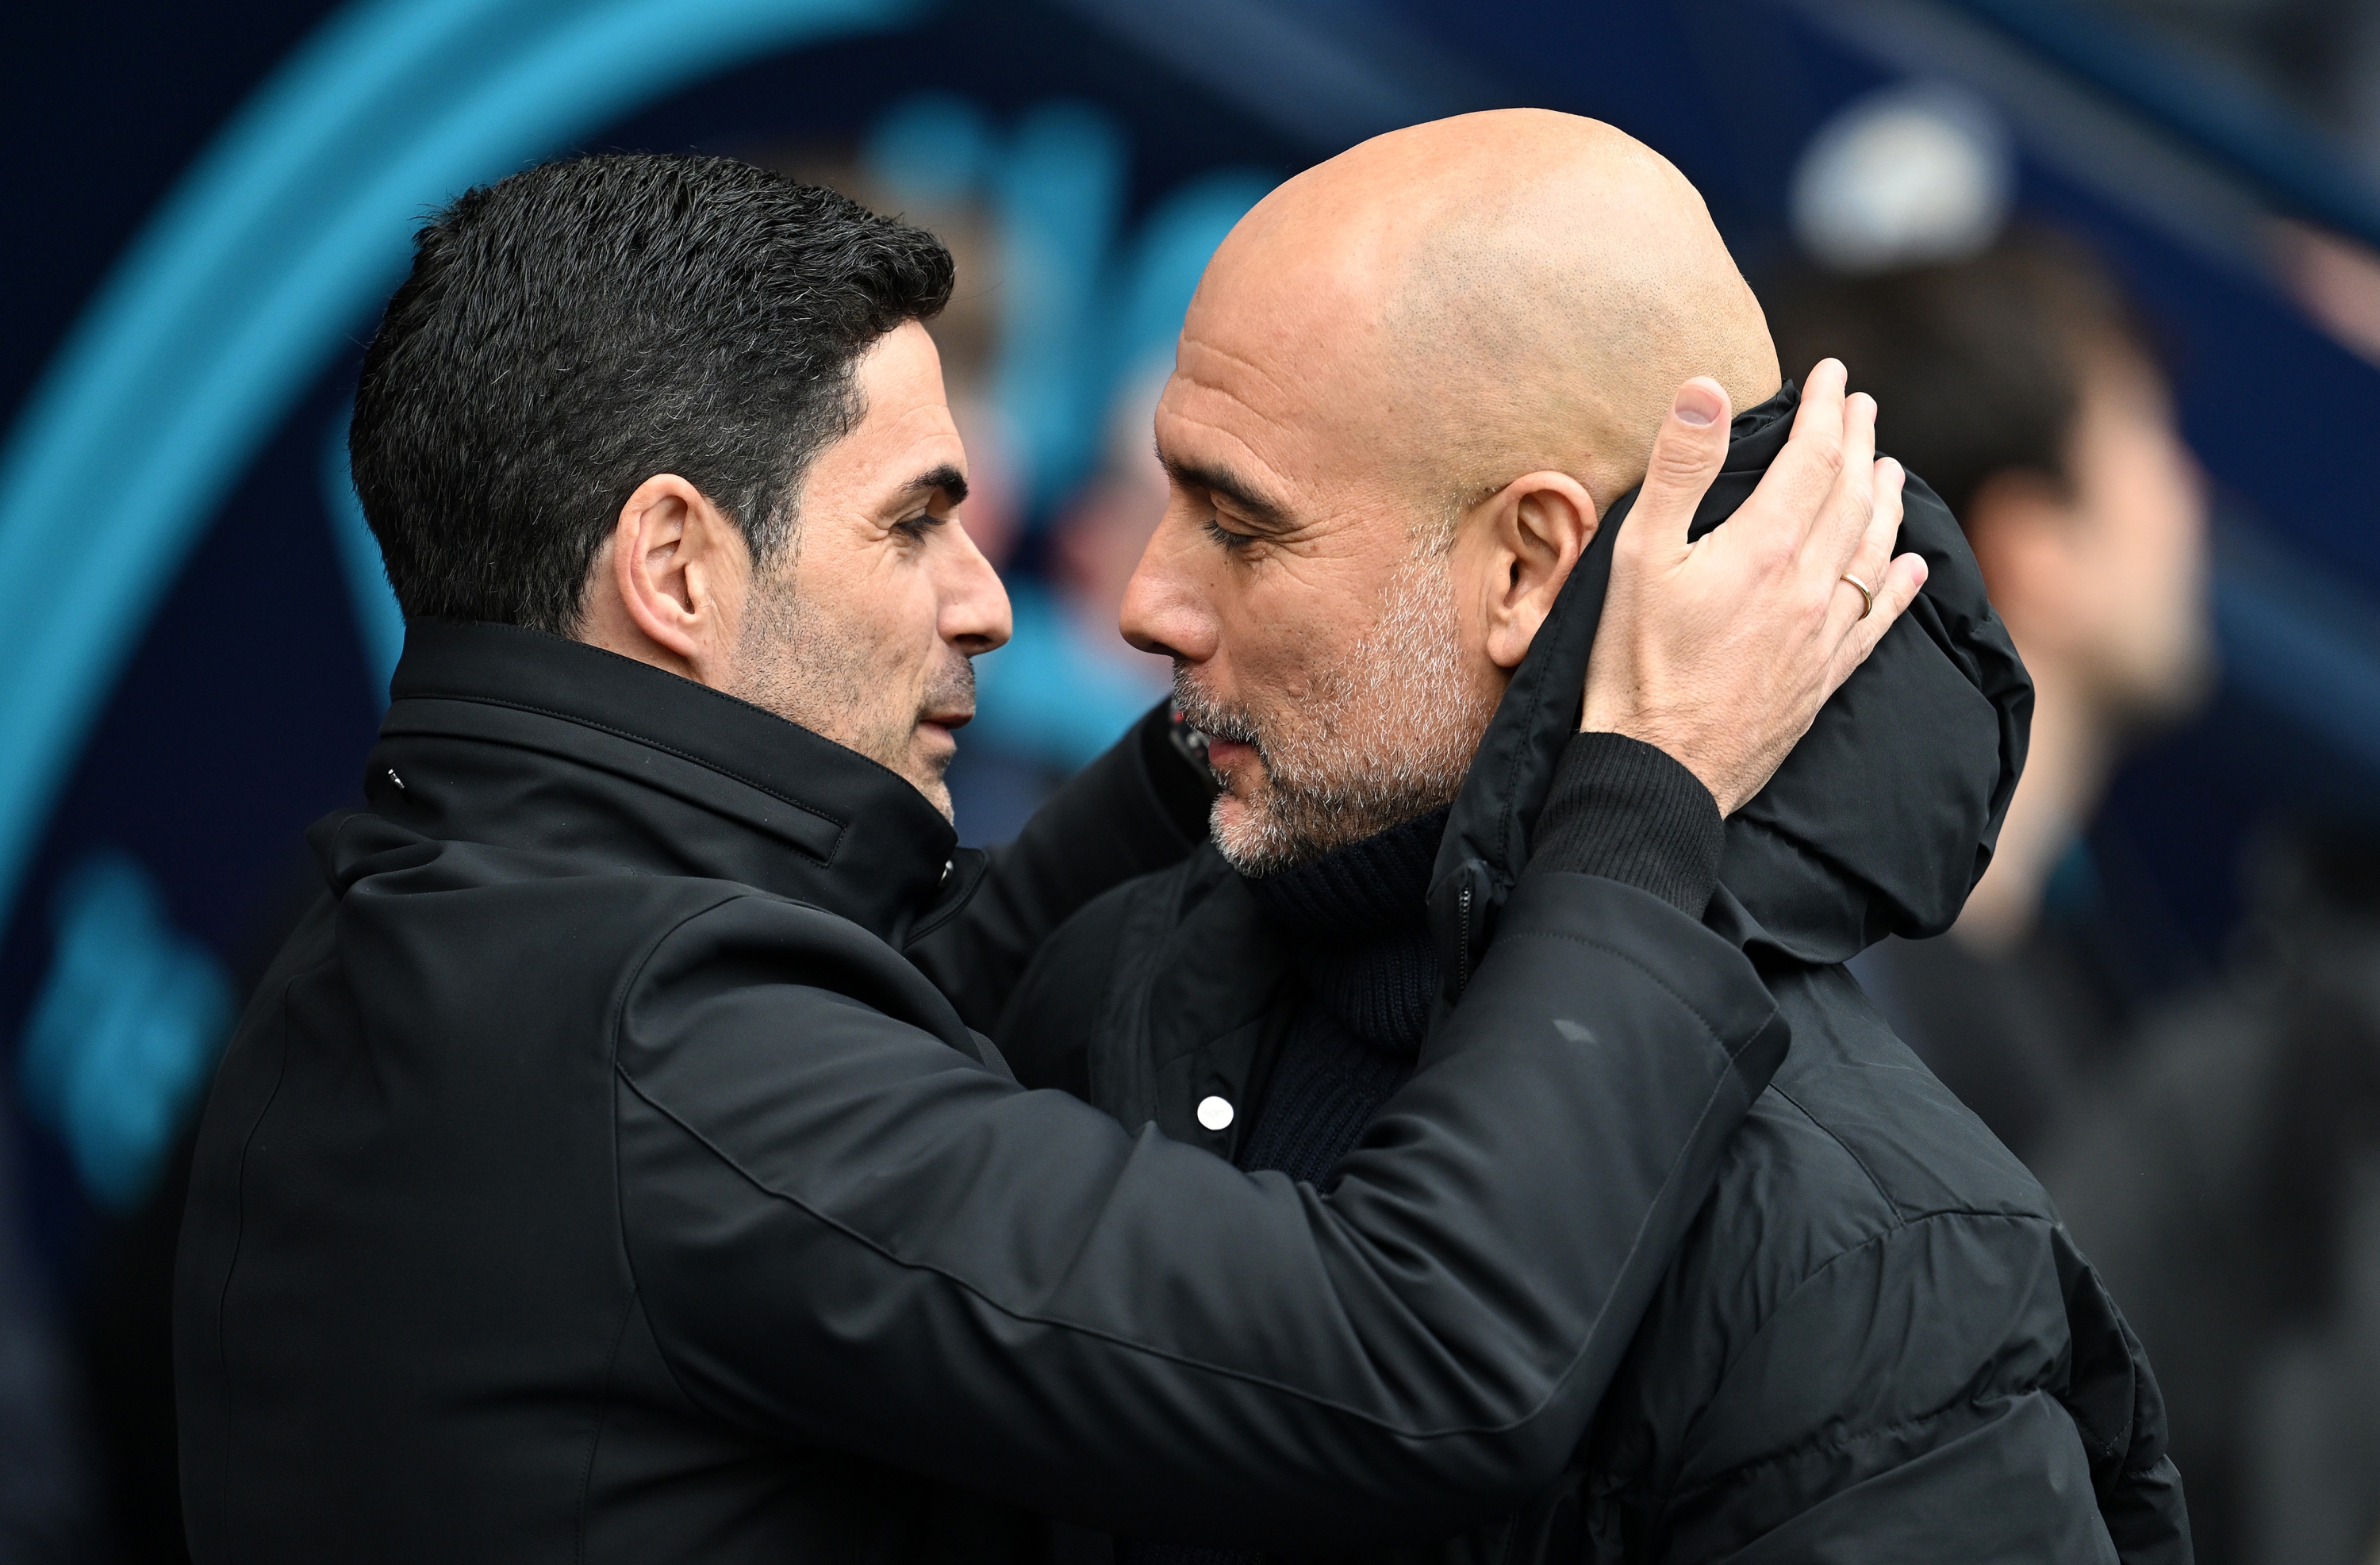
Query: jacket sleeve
[[905, 701, 1209, 1031], [1634, 1210, 2191, 1565], [612, 866, 1786, 1550]]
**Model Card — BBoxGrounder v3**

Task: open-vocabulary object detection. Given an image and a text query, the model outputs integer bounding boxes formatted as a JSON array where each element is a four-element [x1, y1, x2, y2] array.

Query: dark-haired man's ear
[[578, 474, 753, 689], [1470, 471, 1600, 671]]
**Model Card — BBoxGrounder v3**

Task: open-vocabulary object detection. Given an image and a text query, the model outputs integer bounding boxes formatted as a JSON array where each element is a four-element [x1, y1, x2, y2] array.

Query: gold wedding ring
[[1840, 573, 1875, 620]]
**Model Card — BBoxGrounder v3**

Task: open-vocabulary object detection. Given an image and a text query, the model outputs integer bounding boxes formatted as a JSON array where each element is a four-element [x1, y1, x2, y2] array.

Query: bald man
[[1001, 112, 2190, 1561]]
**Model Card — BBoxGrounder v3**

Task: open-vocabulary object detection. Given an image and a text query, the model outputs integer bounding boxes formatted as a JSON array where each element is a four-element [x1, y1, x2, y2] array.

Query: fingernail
[[1674, 381, 1723, 428]]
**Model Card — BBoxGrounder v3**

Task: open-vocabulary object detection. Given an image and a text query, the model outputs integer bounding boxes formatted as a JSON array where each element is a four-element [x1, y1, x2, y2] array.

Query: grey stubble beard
[[1173, 550, 1494, 876]]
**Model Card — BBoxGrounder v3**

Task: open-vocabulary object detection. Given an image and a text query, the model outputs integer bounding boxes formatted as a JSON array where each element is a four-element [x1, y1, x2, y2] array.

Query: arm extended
[[615, 774, 1783, 1548]]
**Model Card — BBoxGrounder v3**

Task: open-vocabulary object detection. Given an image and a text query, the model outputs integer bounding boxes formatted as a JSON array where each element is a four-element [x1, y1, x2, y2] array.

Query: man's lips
[[919, 711, 973, 735], [1203, 735, 1256, 769]]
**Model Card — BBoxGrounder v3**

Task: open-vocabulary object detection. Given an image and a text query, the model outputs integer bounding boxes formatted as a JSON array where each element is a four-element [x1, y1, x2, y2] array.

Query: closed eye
[[1202, 514, 1257, 554]]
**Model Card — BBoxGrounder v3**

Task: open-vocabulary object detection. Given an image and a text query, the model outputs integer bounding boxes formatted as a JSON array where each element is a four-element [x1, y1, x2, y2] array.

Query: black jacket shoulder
[[1579, 965, 2184, 1562]]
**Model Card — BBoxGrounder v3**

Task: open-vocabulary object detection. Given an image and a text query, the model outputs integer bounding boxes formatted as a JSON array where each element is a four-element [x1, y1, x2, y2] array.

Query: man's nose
[[940, 520, 1012, 656], [1119, 509, 1215, 663]]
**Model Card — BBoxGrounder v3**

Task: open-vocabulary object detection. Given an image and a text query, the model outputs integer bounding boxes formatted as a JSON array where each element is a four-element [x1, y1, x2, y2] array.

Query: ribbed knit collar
[[1242, 807, 1448, 1054]]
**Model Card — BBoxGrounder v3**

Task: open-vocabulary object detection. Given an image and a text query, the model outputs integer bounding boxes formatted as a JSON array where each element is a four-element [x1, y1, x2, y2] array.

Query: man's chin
[[905, 723, 960, 823], [1208, 787, 1293, 876]]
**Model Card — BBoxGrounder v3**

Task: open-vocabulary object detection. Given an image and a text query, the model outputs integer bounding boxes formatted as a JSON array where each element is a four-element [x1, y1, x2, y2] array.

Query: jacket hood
[[1429, 385, 2032, 988]]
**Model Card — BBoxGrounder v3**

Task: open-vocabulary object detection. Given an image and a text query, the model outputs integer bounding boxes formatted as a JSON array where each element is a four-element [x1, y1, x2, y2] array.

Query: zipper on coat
[[1457, 882, 1473, 993]]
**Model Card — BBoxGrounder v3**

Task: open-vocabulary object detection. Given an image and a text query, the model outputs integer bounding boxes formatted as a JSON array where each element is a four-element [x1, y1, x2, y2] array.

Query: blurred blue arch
[[0, 0, 923, 936]]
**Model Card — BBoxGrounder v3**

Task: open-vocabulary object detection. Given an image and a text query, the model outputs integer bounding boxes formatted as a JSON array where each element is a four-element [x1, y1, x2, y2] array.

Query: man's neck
[[1952, 659, 2111, 959]]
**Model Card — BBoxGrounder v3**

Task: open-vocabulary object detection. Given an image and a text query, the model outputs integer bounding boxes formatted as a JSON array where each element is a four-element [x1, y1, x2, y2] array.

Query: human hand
[[1580, 359, 1926, 815]]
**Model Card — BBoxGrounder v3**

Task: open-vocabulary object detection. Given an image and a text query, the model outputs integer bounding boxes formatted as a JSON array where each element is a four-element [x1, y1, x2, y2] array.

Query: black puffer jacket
[[1002, 389, 2192, 1562], [175, 622, 1790, 1562]]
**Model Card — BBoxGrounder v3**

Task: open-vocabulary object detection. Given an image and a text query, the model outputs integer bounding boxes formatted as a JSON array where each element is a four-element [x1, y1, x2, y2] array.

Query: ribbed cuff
[[1530, 733, 1725, 916]]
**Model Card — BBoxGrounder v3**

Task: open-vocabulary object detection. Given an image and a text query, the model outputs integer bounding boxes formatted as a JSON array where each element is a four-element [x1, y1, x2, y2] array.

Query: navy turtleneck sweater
[[1123, 732, 1726, 1565], [1234, 804, 1448, 1186]]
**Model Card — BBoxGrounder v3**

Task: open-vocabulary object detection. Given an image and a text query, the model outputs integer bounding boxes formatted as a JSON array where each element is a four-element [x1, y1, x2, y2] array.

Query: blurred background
[[6, 0, 2380, 1559]]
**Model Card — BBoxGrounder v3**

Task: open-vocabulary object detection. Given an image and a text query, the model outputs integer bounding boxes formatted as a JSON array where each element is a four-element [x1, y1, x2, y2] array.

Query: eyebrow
[[893, 463, 969, 509], [1161, 454, 1293, 534]]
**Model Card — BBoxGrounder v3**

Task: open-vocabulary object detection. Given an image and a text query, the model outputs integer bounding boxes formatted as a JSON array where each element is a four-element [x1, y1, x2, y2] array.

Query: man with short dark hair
[[1773, 232, 2212, 1163], [174, 152, 1913, 1561]]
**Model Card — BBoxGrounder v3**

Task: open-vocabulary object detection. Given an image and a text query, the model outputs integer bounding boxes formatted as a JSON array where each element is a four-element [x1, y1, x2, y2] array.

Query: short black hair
[[351, 152, 954, 634], [1768, 230, 2152, 526]]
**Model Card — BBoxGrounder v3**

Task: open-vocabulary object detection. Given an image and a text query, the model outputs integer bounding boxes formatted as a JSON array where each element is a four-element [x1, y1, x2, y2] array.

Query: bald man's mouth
[[1170, 669, 1270, 788]]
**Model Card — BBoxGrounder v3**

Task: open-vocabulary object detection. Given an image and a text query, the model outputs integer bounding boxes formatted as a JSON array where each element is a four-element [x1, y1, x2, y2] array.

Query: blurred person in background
[[1773, 231, 2215, 1165], [2039, 822, 2380, 1565]]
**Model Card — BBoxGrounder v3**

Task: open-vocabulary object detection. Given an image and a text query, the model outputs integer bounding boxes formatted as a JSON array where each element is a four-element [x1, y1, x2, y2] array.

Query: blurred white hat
[[1790, 81, 2017, 274]]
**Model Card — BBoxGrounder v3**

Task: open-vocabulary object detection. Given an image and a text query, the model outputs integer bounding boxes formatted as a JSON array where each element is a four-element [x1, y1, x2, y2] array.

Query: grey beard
[[1174, 552, 1493, 876]]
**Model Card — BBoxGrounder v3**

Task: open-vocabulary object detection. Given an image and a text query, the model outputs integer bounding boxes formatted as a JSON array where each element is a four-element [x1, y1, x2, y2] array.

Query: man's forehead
[[1156, 298, 1391, 466], [1165, 328, 1313, 424], [1154, 355, 1311, 510], [808, 326, 969, 507]]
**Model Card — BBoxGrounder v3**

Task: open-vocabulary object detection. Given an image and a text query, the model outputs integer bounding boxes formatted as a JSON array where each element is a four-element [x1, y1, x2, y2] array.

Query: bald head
[[1184, 109, 1779, 531], [1127, 112, 1784, 871]]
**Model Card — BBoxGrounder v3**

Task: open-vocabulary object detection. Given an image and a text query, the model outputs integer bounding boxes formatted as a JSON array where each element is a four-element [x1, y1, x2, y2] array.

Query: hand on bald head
[[1127, 110, 1786, 874]]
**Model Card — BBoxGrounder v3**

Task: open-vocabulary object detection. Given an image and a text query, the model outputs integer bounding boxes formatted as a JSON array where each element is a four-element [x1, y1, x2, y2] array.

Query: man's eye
[[1203, 516, 1257, 553], [895, 513, 942, 542]]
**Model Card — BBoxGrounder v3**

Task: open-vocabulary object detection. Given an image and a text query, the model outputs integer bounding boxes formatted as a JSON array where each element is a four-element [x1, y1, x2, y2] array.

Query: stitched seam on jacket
[[1672, 1380, 2063, 1513], [1666, 1209, 2061, 1502], [607, 893, 747, 1423], [574, 1293, 639, 1565], [209, 955, 326, 1553], [613, 1035, 1745, 1447], [1768, 1084, 1898, 1219]]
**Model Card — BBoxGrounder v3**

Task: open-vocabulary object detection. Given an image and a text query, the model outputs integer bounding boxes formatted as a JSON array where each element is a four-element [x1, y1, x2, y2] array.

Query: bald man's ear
[[1470, 471, 1599, 670]]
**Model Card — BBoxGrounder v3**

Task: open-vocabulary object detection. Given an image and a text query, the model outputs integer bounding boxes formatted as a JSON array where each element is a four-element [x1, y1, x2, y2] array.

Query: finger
[[1847, 455, 1906, 589], [1787, 357, 1847, 446], [1814, 391, 1880, 568], [1820, 457, 1904, 643], [1733, 359, 1848, 554], [1831, 545, 1929, 685], [1628, 377, 1733, 559]]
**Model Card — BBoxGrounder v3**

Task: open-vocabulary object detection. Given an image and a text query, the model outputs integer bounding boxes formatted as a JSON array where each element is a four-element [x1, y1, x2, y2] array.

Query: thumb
[[1630, 377, 1732, 558]]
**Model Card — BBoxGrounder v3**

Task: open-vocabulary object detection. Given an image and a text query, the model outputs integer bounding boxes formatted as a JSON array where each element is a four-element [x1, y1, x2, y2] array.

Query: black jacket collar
[[365, 621, 958, 944], [1430, 384, 2033, 986]]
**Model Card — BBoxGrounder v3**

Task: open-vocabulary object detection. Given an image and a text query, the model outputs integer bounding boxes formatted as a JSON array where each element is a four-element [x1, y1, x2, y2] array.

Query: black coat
[[1001, 389, 2194, 1562], [175, 621, 1795, 1562]]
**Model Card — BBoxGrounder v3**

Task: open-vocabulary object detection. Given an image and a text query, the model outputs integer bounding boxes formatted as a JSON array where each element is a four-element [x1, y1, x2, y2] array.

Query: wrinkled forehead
[[1159, 232, 1449, 515]]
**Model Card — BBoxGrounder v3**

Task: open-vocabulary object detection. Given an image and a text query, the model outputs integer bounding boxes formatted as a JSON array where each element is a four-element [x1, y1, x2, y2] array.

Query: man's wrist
[[1530, 733, 1726, 916]]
